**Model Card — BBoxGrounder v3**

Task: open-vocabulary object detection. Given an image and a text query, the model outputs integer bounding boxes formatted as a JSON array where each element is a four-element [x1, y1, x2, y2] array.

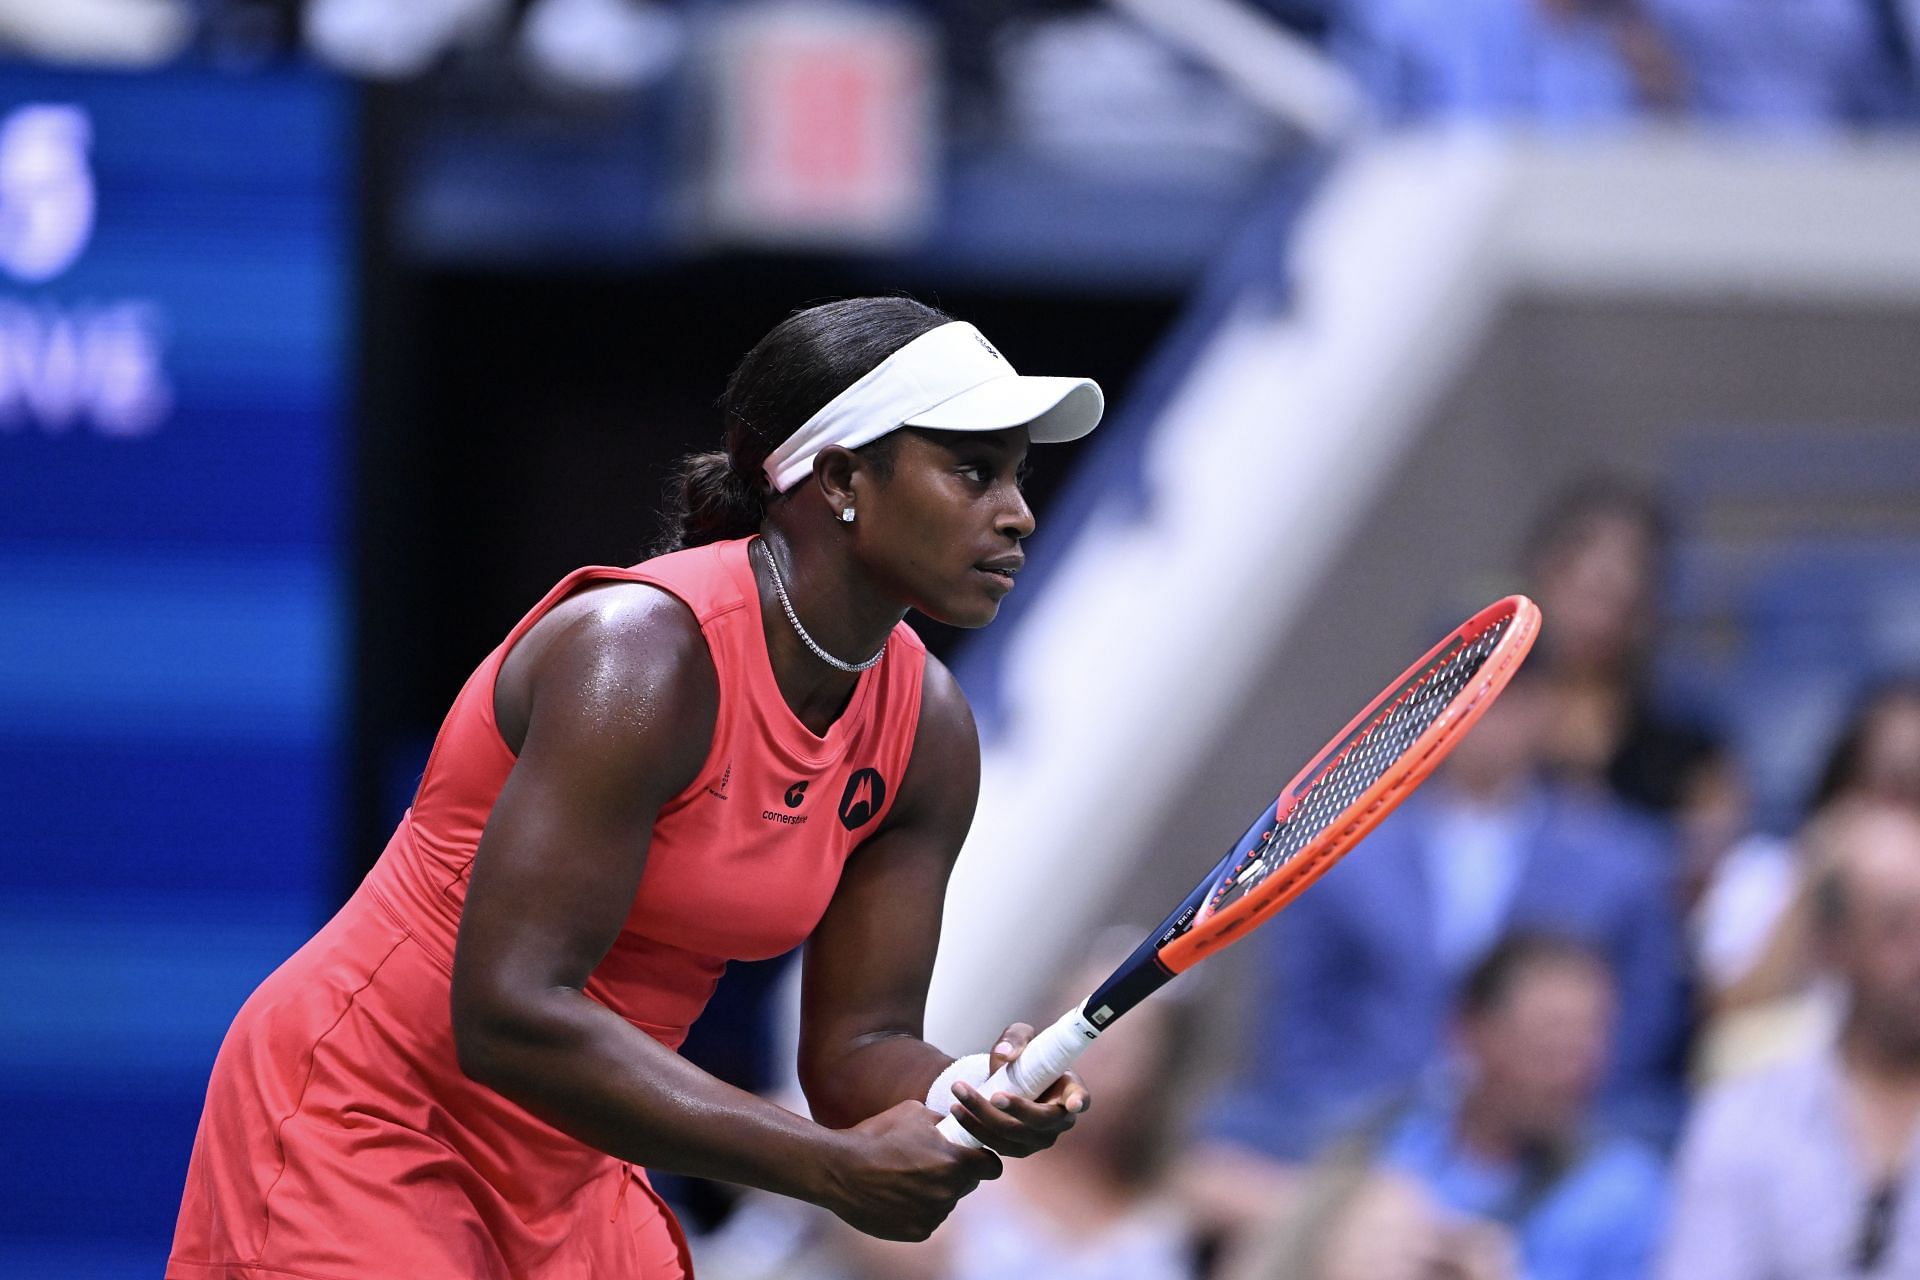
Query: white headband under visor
[[761, 321, 1105, 493]]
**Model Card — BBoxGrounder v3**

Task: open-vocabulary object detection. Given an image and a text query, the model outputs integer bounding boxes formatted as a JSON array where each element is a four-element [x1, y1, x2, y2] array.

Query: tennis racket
[[932, 594, 1542, 1147]]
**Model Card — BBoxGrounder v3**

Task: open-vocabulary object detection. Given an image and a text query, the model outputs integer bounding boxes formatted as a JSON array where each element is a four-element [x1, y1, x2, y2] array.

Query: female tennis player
[[168, 297, 1104, 1279]]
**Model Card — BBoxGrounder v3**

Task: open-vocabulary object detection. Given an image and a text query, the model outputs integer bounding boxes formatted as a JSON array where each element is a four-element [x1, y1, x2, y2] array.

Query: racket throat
[[1085, 950, 1176, 1029]]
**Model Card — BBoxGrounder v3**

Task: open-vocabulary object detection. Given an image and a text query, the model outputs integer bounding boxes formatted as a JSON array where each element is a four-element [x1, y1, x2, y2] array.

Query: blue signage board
[[0, 65, 353, 1275]]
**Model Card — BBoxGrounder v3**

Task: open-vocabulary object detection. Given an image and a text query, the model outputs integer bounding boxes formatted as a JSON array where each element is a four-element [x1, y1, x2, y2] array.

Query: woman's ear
[[811, 445, 862, 520]]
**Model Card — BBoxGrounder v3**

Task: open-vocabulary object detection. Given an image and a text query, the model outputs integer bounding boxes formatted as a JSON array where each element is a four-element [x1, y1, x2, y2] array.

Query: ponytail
[[651, 450, 765, 556]]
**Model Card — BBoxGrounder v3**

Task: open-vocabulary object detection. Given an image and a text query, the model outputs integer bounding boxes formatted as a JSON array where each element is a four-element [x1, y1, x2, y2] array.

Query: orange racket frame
[[1160, 593, 1541, 972], [935, 594, 1541, 1148]]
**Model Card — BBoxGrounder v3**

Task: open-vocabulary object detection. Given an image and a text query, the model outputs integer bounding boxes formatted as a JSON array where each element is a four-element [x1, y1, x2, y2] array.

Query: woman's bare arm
[[797, 654, 1088, 1154], [450, 587, 997, 1239]]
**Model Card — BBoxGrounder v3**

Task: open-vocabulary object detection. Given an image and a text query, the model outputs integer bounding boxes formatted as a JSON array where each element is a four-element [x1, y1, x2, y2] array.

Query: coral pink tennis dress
[[169, 538, 928, 1279]]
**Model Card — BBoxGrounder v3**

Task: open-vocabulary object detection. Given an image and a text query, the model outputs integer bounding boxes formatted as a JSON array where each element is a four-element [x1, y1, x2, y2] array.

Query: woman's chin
[[921, 598, 1002, 630]]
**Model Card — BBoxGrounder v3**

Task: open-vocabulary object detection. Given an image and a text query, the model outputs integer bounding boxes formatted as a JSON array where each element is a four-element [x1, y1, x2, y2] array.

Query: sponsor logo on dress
[[837, 768, 886, 831], [762, 779, 811, 824]]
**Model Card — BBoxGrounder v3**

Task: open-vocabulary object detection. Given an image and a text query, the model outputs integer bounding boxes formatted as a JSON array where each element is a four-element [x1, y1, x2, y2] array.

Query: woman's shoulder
[[494, 575, 719, 765], [625, 538, 757, 621], [514, 571, 709, 670], [872, 646, 981, 835], [910, 646, 971, 741]]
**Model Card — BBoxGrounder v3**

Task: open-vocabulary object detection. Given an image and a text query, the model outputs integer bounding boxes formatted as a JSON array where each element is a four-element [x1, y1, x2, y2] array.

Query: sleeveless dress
[[168, 538, 929, 1279]]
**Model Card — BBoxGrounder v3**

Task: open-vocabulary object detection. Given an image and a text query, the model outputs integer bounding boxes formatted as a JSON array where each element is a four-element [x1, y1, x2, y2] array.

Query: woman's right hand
[[820, 1100, 1003, 1241]]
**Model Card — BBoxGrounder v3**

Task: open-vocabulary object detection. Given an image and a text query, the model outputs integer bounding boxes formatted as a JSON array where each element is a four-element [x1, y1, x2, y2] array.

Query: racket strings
[[1214, 615, 1512, 909]]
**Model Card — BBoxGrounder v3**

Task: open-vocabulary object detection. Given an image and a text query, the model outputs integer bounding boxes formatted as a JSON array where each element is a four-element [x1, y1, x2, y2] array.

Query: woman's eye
[[960, 465, 989, 483]]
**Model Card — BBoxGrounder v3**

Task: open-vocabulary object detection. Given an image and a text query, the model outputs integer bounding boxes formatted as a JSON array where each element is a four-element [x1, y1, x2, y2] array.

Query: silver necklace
[[754, 538, 886, 674]]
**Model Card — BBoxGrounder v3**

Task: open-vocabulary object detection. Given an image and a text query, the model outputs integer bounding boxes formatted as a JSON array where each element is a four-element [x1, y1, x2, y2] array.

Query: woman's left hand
[[941, 1022, 1091, 1157]]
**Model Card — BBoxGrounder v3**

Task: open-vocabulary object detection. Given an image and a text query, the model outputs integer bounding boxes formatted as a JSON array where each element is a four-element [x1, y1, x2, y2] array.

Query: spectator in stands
[[1638, 0, 1916, 127], [1691, 676, 1920, 1081], [1520, 475, 1736, 913], [1223, 1163, 1517, 1280], [1373, 933, 1668, 1280], [1336, 0, 1685, 125], [1523, 478, 1715, 816], [1812, 677, 1920, 810], [1199, 661, 1687, 1161], [1660, 803, 1920, 1278]]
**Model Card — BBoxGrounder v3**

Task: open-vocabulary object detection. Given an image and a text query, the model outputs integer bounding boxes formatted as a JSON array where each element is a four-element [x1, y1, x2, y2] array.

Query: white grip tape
[[931, 1004, 1099, 1148]]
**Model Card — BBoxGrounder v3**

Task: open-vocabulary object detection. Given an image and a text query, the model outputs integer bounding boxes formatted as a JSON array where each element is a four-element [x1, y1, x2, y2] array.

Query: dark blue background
[[0, 65, 353, 1276]]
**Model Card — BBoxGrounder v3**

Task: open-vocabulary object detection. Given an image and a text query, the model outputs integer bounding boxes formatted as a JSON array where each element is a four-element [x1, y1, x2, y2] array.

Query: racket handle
[[932, 1004, 1100, 1148]]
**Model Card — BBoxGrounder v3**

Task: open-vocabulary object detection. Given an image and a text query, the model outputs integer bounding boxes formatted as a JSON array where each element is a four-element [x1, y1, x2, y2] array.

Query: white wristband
[[924, 1052, 994, 1116], [932, 1005, 1100, 1148]]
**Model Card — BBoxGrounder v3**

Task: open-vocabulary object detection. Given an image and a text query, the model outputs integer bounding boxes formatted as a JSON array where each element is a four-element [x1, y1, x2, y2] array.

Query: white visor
[[761, 321, 1104, 493]]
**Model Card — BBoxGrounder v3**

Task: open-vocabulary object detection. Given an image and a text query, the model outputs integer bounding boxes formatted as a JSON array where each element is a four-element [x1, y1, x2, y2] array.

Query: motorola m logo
[[0, 102, 172, 439], [0, 104, 94, 285], [837, 768, 886, 831]]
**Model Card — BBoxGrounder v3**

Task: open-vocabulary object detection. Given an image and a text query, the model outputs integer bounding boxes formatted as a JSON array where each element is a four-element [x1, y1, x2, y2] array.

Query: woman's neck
[[757, 530, 900, 657], [751, 530, 900, 734]]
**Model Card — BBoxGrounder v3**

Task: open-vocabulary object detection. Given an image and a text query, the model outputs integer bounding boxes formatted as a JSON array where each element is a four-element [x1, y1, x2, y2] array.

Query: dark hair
[[1458, 931, 1608, 1019], [1522, 474, 1670, 578], [651, 296, 954, 555], [1808, 675, 1920, 814]]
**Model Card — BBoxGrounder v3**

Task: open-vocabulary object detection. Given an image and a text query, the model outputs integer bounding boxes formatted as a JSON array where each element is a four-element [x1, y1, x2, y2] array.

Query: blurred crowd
[[679, 478, 1920, 1280], [1321, 0, 1920, 129], [4, 0, 1916, 132]]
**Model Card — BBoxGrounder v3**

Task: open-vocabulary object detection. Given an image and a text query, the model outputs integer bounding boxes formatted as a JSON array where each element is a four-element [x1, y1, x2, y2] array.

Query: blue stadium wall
[[0, 66, 354, 1275]]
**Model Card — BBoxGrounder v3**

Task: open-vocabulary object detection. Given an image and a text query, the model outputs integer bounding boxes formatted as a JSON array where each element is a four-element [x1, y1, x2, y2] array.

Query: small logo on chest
[[703, 761, 732, 801], [762, 780, 811, 826], [838, 768, 886, 831]]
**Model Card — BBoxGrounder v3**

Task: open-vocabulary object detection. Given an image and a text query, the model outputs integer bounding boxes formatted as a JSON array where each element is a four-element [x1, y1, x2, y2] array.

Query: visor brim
[[902, 375, 1104, 443]]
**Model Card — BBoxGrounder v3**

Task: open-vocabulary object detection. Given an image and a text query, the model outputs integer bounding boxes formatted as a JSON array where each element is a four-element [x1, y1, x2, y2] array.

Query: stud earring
[[840, 507, 856, 524]]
